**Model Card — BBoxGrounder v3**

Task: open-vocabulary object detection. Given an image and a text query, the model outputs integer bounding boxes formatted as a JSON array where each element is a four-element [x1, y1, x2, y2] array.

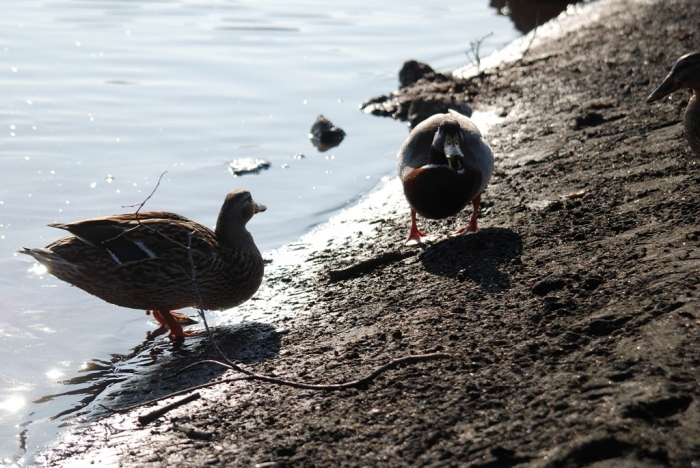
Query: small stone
[[532, 278, 566, 296], [582, 276, 603, 290], [308, 115, 345, 152]]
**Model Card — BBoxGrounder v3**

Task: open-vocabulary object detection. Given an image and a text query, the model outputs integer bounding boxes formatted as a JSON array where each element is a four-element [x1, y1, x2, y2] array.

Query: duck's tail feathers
[[19, 247, 72, 266]]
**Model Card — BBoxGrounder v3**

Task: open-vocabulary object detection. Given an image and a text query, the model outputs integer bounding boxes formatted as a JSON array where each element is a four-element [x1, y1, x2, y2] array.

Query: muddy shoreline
[[44, 0, 700, 466]]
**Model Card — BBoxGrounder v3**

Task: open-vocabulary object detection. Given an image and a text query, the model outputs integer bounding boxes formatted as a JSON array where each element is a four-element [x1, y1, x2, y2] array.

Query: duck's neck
[[429, 144, 448, 165], [684, 90, 700, 156], [216, 224, 253, 247]]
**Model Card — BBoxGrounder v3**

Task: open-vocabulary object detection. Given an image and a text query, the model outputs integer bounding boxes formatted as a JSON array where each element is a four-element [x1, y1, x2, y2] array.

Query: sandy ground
[[42, 0, 700, 466]]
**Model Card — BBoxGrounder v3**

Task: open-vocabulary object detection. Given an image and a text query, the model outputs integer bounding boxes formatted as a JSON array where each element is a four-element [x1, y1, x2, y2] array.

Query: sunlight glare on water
[[0, 0, 540, 462], [0, 396, 26, 414]]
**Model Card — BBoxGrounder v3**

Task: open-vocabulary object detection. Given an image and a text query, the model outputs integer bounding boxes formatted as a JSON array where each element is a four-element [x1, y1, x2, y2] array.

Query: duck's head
[[430, 120, 464, 171], [647, 51, 700, 103], [216, 189, 266, 240]]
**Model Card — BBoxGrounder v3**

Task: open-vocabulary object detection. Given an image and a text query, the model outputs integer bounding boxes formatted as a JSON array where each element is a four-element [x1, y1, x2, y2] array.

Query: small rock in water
[[228, 158, 271, 176], [309, 115, 345, 152]]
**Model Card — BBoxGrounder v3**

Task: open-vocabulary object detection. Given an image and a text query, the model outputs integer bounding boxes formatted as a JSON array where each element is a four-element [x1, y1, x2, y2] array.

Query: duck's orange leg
[[150, 310, 186, 340], [147, 310, 196, 324], [405, 208, 427, 244], [168, 311, 197, 324], [454, 195, 481, 236]]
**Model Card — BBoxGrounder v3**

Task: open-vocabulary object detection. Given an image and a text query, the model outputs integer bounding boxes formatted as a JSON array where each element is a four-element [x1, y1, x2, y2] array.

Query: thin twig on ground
[[175, 353, 451, 391], [100, 377, 251, 415], [328, 250, 418, 282], [465, 32, 494, 73], [136, 392, 201, 426], [103, 351, 450, 420], [519, 15, 540, 63], [173, 423, 212, 440]]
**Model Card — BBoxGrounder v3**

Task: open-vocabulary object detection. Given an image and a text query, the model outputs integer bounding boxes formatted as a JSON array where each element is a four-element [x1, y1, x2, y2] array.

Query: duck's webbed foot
[[454, 195, 481, 236], [149, 310, 188, 341], [405, 209, 427, 244]]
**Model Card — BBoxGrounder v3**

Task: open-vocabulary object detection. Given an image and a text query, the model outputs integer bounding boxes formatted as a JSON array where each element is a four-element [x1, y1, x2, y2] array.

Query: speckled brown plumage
[[20, 189, 265, 339]]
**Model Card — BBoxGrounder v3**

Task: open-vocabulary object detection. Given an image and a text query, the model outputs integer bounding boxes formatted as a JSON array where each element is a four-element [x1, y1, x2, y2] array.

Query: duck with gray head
[[397, 110, 494, 243], [20, 189, 266, 340], [647, 51, 700, 156]]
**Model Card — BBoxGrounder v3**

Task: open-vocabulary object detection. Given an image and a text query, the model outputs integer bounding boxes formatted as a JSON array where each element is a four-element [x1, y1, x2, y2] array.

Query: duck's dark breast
[[402, 165, 483, 219]]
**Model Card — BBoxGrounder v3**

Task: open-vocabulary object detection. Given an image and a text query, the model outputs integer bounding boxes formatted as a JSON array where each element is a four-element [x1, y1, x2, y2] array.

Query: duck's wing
[[49, 211, 192, 243], [397, 113, 449, 175], [48, 211, 213, 265]]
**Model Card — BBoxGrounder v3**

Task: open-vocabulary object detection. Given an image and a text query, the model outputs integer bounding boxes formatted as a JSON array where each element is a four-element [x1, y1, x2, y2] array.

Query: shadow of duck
[[33, 322, 282, 422], [419, 227, 522, 293]]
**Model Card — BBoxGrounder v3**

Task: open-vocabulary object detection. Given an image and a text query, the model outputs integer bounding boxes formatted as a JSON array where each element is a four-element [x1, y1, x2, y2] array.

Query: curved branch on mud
[[328, 249, 418, 282], [178, 353, 451, 391], [136, 392, 201, 426], [102, 352, 450, 421]]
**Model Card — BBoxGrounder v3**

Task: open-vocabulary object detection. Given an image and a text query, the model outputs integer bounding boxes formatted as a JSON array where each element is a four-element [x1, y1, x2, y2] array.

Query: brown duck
[[397, 110, 494, 243], [647, 51, 700, 156], [20, 189, 265, 340]]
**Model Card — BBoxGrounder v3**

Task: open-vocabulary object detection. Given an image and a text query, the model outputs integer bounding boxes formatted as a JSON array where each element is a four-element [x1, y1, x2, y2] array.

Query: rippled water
[[0, 0, 540, 463]]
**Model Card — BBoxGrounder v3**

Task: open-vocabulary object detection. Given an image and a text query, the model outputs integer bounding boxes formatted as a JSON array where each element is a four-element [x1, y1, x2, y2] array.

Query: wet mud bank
[[46, 0, 700, 466]]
